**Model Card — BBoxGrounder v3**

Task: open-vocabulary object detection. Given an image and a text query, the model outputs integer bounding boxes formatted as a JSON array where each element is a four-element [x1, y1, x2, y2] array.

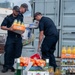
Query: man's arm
[[38, 30, 44, 50], [1, 26, 13, 31], [1, 16, 13, 31]]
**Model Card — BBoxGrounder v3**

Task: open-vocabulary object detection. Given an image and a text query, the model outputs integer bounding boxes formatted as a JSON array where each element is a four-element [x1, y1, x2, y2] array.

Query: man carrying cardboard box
[[1, 6, 23, 73]]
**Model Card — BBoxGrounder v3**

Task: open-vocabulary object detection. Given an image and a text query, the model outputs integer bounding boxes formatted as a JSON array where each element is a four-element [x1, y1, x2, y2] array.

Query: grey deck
[[0, 65, 14, 75]]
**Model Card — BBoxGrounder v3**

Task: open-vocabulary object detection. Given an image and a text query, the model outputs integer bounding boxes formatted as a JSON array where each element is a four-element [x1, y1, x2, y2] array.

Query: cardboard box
[[11, 20, 25, 34], [13, 30, 24, 34], [12, 25, 25, 34], [27, 71, 49, 75]]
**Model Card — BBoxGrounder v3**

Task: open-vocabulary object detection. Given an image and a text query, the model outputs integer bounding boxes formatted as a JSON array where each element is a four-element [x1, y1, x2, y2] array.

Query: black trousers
[[3, 36, 22, 68], [41, 36, 58, 71]]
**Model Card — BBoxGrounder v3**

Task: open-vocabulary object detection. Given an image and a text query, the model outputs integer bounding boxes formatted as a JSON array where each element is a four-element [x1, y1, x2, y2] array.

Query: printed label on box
[[27, 71, 49, 75]]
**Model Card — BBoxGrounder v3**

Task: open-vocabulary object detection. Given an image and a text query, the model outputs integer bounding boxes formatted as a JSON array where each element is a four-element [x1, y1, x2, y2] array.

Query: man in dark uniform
[[19, 3, 28, 21], [20, 3, 28, 15], [1, 6, 23, 73], [34, 12, 59, 71]]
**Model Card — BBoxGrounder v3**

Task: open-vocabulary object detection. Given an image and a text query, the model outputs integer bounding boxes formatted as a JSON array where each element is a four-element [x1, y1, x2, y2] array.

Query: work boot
[[1, 67, 8, 73], [10, 67, 15, 72]]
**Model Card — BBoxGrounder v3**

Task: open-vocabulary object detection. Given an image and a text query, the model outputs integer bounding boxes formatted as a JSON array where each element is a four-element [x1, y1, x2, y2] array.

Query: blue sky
[[0, 0, 31, 16]]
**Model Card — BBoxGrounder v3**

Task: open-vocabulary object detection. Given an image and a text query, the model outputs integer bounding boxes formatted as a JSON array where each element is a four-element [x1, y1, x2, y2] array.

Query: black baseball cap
[[21, 3, 28, 11], [34, 12, 42, 17], [13, 6, 20, 12], [34, 12, 42, 20]]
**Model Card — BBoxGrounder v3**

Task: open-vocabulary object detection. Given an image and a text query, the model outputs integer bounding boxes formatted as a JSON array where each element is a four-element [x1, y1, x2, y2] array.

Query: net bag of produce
[[12, 19, 25, 34], [22, 28, 34, 46]]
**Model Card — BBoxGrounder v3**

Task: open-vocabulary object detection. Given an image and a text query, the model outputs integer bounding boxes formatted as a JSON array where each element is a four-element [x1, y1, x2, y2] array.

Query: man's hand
[[1, 26, 13, 31], [8, 27, 13, 31], [22, 30, 25, 34]]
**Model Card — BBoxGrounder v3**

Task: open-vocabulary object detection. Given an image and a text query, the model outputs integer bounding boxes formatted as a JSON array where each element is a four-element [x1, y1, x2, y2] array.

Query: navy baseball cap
[[34, 12, 42, 20], [13, 6, 20, 12]]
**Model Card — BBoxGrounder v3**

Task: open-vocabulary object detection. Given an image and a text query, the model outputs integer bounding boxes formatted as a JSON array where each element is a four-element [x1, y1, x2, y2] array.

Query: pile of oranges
[[20, 57, 46, 67]]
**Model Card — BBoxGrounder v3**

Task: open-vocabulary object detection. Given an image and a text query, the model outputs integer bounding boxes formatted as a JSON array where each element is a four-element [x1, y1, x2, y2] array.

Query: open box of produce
[[14, 57, 47, 75], [14, 57, 61, 75]]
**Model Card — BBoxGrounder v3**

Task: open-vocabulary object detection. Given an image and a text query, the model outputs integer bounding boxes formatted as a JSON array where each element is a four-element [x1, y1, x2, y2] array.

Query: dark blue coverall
[[39, 17, 59, 71], [1, 14, 23, 69]]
